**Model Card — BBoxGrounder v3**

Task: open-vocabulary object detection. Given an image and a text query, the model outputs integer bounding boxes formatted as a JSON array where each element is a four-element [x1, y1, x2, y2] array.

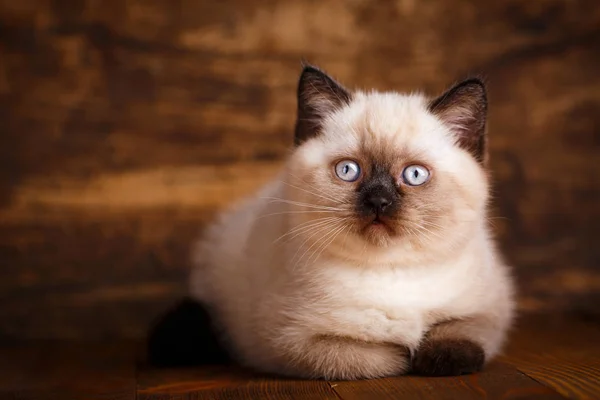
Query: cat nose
[[365, 195, 392, 214]]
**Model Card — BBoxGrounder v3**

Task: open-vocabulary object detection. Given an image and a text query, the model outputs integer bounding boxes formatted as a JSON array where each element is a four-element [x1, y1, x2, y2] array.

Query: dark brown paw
[[412, 338, 485, 376]]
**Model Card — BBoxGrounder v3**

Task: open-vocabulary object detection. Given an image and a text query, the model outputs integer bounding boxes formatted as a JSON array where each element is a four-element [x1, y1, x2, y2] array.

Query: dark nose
[[365, 195, 392, 214]]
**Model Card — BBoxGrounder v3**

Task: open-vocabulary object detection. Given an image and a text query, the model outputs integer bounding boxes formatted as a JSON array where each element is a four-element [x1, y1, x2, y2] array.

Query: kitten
[[183, 65, 515, 380]]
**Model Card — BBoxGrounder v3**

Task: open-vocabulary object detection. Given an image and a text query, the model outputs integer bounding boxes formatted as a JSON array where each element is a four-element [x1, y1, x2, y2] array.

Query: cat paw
[[411, 338, 485, 376]]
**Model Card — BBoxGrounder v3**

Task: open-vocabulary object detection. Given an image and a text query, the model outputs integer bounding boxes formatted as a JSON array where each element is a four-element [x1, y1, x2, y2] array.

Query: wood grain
[[330, 362, 564, 400], [0, 341, 138, 400], [137, 365, 339, 400], [0, 0, 599, 339], [501, 315, 600, 400]]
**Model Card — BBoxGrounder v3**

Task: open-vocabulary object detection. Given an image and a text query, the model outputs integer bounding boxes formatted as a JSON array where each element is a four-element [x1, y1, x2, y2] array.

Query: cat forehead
[[321, 91, 454, 158]]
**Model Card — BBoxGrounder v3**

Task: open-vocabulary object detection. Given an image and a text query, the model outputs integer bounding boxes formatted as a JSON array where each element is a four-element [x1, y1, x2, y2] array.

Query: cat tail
[[146, 297, 232, 367]]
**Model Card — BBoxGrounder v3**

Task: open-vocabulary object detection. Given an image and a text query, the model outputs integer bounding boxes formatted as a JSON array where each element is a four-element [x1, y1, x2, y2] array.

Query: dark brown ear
[[428, 79, 488, 163], [294, 64, 351, 146]]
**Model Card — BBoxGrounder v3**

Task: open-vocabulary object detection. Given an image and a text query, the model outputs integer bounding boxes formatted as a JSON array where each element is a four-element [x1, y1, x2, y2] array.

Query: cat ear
[[428, 78, 488, 163], [294, 64, 352, 146]]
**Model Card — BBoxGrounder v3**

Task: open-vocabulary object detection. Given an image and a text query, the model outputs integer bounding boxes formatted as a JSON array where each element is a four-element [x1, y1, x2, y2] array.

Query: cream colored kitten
[[189, 65, 515, 380]]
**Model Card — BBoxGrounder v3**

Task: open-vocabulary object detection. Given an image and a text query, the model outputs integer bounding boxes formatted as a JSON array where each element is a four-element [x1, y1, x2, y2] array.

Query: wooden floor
[[0, 314, 598, 400]]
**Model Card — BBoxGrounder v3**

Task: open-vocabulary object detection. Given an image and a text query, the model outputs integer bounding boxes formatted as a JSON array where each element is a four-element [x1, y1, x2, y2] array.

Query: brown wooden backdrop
[[0, 0, 599, 340]]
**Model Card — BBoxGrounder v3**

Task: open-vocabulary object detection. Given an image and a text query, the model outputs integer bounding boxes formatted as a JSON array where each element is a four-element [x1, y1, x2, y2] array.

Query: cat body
[[188, 66, 514, 380]]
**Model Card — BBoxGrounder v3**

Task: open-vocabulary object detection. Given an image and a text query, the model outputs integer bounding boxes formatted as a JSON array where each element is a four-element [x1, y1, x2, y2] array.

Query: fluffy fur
[[188, 65, 515, 380]]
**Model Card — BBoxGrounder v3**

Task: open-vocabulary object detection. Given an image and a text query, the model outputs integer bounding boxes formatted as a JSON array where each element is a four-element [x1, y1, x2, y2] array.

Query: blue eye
[[402, 165, 430, 186], [335, 160, 361, 182]]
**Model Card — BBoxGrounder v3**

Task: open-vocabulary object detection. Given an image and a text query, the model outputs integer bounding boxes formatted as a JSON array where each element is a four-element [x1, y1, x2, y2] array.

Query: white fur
[[189, 91, 515, 380]]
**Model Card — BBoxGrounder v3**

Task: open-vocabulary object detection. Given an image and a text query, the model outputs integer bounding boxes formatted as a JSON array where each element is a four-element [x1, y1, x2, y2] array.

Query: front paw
[[412, 338, 485, 376]]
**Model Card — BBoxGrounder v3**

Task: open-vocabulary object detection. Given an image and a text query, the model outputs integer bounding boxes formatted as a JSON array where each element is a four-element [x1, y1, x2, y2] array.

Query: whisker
[[273, 217, 343, 244], [412, 224, 445, 240], [256, 210, 342, 221], [419, 221, 446, 231], [301, 223, 347, 268], [341, 224, 352, 248], [291, 220, 348, 269], [260, 197, 345, 211], [279, 180, 340, 204], [281, 176, 341, 204], [308, 224, 349, 265], [277, 215, 340, 234], [305, 224, 344, 265], [289, 222, 340, 269]]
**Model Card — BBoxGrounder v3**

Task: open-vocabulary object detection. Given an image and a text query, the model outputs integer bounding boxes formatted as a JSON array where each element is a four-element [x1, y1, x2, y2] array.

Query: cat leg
[[411, 314, 508, 376], [284, 335, 410, 380]]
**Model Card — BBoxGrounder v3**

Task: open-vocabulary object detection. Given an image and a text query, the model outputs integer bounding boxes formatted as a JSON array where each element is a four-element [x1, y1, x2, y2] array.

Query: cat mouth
[[362, 215, 395, 235], [371, 215, 388, 225]]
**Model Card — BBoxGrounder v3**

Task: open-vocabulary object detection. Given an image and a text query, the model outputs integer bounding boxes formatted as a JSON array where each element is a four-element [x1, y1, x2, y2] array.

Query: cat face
[[284, 65, 490, 260]]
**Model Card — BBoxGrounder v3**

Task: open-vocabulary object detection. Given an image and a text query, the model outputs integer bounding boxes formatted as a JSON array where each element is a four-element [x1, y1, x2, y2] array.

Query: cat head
[[285, 64, 490, 264]]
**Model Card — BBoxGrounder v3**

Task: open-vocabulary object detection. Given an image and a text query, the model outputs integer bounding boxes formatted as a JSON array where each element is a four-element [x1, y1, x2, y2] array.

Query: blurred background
[[0, 0, 598, 340]]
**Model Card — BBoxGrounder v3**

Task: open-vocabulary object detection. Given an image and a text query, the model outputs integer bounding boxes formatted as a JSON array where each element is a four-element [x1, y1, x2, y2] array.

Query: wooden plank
[[0, 341, 137, 400], [137, 366, 339, 400], [0, 161, 279, 340], [329, 362, 564, 400], [502, 314, 600, 400], [0, 162, 281, 223]]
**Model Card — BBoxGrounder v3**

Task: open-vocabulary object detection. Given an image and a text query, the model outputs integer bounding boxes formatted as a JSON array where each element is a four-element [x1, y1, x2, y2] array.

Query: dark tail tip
[[147, 297, 232, 367]]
